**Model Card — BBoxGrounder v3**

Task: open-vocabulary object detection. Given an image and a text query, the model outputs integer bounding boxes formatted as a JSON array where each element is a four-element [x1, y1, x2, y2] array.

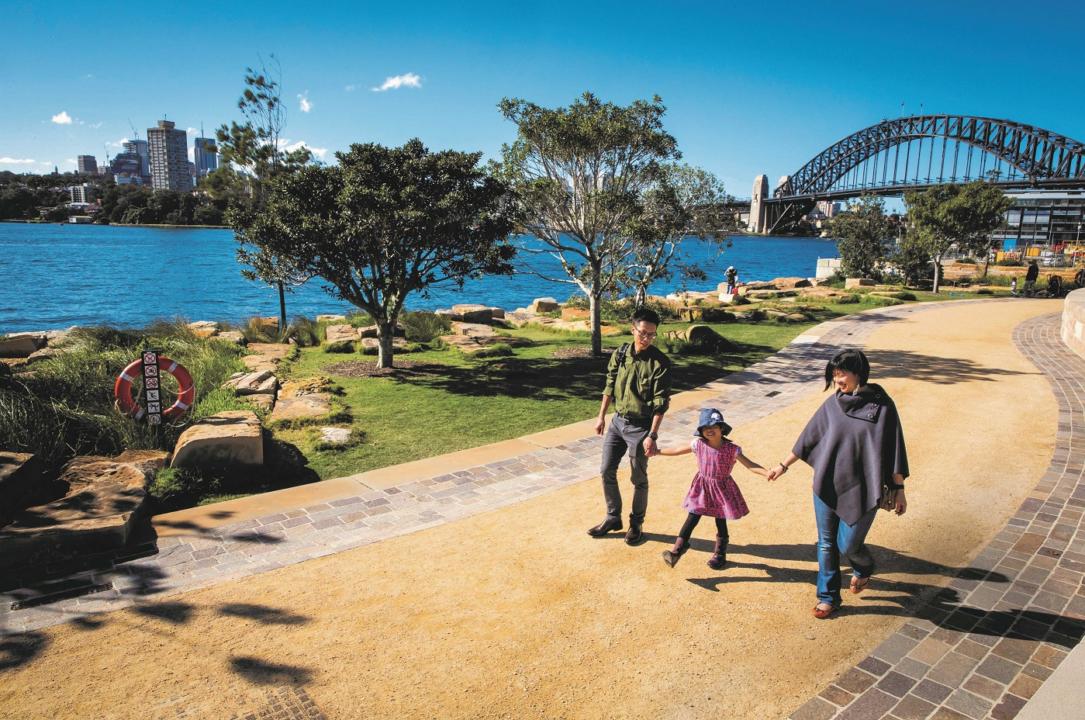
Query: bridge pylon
[[747, 174, 769, 233]]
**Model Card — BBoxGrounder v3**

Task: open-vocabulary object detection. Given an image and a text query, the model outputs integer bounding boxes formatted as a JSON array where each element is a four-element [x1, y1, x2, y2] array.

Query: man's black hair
[[824, 349, 870, 390], [631, 307, 661, 327]]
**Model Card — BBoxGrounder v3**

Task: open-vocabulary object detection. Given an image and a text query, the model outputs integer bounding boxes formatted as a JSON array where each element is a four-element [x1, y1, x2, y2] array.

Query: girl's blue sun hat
[[695, 407, 732, 437]]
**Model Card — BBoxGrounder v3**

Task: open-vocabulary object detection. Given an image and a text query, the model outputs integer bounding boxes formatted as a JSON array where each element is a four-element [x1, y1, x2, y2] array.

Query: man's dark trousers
[[600, 413, 651, 525]]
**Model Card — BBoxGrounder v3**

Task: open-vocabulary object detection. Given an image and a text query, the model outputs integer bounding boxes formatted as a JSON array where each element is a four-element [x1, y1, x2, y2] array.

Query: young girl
[[658, 408, 769, 569]]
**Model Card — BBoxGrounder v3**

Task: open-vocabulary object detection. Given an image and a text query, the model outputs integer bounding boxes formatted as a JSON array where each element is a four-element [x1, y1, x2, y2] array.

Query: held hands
[[642, 435, 659, 457], [766, 463, 789, 482]]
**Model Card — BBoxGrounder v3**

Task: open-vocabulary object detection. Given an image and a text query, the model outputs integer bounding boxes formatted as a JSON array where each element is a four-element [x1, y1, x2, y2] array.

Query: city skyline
[[2, 0, 1084, 198]]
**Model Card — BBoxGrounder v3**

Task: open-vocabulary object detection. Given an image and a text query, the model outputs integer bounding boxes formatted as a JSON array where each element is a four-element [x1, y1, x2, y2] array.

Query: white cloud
[[372, 73, 422, 92], [186, 127, 198, 135], [282, 139, 327, 160], [64, 158, 76, 166], [298, 92, 312, 113], [0, 157, 36, 165], [52, 111, 73, 125], [108, 138, 129, 148]]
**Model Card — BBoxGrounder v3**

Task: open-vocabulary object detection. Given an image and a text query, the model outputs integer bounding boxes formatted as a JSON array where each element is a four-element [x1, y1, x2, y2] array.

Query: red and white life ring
[[114, 355, 195, 421]]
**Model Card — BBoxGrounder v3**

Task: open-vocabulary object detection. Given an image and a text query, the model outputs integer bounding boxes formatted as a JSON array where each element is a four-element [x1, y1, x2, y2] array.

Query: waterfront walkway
[[1, 298, 1082, 719]]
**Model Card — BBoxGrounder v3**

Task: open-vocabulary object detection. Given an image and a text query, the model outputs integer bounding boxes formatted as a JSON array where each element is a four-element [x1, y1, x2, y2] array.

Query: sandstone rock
[[214, 330, 247, 345], [0, 452, 40, 523], [25, 346, 62, 365], [504, 310, 534, 328], [319, 427, 354, 447], [530, 297, 560, 313], [489, 307, 506, 320], [772, 277, 812, 289], [0, 334, 46, 358], [719, 292, 736, 303], [325, 324, 360, 343], [681, 325, 735, 352], [268, 394, 332, 425], [844, 277, 876, 289], [451, 304, 494, 323], [187, 320, 219, 338], [746, 289, 798, 300], [0, 450, 166, 565], [242, 342, 294, 372], [317, 314, 347, 323], [561, 307, 590, 321], [359, 337, 409, 352], [280, 377, 335, 398], [171, 411, 263, 469], [223, 370, 277, 396], [244, 394, 275, 412], [254, 316, 279, 334], [450, 321, 496, 338]]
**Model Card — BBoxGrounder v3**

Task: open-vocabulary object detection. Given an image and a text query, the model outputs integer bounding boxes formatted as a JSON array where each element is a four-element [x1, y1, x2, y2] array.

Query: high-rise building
[[109, 151, 145, 185], [69, 183, 96, 204], [77, 155, 98, 175], [123, 139, 150, 179], [147, 120, 192, 192], [193, 137, 218, 177]]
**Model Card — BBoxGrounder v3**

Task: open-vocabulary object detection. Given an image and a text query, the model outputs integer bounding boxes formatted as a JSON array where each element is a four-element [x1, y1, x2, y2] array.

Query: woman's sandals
[[850, 576, 871, 594], [812, 603, 838, 620]]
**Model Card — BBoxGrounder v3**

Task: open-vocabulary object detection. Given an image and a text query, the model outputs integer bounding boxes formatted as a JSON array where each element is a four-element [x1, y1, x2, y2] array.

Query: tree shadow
[[865, 349, 1034, 385], [0, 631, 48, 671], [230, 656, 313, 686], [218, 603, 309, 626]]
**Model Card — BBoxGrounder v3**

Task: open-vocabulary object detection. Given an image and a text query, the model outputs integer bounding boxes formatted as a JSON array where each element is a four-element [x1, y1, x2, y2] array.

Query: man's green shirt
[[602, 343, 672, 420]]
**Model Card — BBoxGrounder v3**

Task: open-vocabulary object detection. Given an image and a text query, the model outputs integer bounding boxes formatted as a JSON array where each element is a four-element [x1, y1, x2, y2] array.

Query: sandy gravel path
[[0, 299, 1061, 719]]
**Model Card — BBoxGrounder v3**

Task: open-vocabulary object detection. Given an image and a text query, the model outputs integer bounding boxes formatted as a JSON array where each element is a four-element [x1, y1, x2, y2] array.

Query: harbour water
[[0, 223, 837, 332]]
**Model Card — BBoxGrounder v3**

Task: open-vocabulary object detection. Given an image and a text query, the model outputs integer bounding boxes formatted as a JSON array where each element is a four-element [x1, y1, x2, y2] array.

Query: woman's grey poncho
[[792, 383, 909, 524]]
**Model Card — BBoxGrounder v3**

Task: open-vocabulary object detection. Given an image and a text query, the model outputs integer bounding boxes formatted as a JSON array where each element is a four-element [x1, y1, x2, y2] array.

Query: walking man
[[587, 307, 672, 545]]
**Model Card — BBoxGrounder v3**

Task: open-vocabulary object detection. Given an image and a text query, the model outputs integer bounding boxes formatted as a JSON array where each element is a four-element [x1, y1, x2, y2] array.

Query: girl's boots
[[707, 535, 728, 570], [662, 538, 689, 567]]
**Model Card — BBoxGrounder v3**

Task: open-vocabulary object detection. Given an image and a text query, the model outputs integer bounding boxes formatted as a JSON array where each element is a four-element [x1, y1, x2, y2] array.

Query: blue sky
[[2, 0, 1083, 199]]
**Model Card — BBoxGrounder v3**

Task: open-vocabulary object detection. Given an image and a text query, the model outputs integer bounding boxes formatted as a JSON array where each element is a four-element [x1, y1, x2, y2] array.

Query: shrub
[[956, 257, 977, 264], [346, 311, 374, 328], [399, 311, 451, 342], [241, 316, 278, 343], [976, 288, 994, 295], [893, 291, 917, 301], [323, 339, 355, 353], [471, 343, 514, 359], [285, 316, 323, 347], [995, 258, 1023, 267]]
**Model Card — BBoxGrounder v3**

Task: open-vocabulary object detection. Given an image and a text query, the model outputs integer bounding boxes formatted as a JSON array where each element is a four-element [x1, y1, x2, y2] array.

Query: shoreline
[[0, 219, 229, 230]]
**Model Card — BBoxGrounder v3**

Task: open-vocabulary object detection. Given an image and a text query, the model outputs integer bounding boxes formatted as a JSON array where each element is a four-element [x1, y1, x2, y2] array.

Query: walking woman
[[768, 349, 909, 619]]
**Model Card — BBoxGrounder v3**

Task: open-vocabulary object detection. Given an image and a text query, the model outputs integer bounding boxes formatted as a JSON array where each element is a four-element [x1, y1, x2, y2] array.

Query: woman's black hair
[[824, 349, 870, 390]]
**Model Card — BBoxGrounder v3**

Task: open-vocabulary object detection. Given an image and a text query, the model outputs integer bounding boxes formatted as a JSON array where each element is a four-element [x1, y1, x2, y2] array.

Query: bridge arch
[[774, 115, 1085, 200]]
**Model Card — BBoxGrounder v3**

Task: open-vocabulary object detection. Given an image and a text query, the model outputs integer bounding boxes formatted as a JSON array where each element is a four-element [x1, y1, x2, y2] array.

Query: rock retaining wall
[[1061, 288, 1085, 360]]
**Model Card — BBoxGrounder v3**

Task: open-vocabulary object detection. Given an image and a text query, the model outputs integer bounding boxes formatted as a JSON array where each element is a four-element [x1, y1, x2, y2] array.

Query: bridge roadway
[[1, 298, 1082, 719]]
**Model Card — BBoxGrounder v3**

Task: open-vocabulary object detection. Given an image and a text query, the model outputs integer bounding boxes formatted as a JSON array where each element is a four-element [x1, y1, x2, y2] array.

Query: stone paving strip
[[789, 312, 1085, 720], [0, 301, 961, 636]]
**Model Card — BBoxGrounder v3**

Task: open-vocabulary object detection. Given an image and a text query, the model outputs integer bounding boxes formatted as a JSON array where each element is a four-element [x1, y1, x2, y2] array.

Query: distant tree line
[[0, 170, 228, 226]]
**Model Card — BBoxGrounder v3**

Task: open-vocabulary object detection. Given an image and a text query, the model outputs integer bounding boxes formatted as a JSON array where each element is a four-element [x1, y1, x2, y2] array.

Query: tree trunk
[[277, 281, 287, 337], [376, 323, 395, 369], [634, 283, 647, 309], [982, 244, 993, 278], [932, 254, 942, 294], [588, 293, 603, 356]]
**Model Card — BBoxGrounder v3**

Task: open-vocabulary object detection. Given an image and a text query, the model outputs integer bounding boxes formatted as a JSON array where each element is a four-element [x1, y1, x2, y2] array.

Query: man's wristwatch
[[648, 432, 658, 440]]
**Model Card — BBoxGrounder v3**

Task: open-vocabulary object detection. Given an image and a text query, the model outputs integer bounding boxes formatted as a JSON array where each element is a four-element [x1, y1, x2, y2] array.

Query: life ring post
[[114, 350, 196, 423]]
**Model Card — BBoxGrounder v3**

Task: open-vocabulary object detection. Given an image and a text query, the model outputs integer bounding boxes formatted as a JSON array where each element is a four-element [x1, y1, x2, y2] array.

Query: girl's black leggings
[[678, 512, 728, 542]]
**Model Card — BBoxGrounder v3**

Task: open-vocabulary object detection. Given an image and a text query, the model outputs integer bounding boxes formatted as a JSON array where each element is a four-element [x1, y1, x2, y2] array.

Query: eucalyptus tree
[[216, 56, 313, 331], [827, 195, 894, 279], [238, 140, 517, 368], [497, 92, 681, 356]]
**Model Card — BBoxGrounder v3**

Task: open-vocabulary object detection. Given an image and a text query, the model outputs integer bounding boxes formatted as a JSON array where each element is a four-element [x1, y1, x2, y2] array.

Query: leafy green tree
[[0, 186, 36, 219], [826, 195, 893, 279], [216, 56, 314, 331], [890, 230, 934, 287], [952, 181, 1013, 277], [906, 181, 1012, 292], [237, 139, 517, 368], [624, 163, 734, 307], [497, 92, 681, 356]]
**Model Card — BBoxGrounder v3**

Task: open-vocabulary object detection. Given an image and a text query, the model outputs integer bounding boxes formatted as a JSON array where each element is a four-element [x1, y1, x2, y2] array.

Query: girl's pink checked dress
[[682, 438, 750, 520]]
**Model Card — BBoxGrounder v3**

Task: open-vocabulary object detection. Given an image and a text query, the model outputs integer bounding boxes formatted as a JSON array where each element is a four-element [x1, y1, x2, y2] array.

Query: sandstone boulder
[[253, 316, 279, 334], [25, 346, 63, 365], [489, 307, 506, 320], [214, 330, 247, 345], [844, 277, 876, 289], [451, 304, 494, 324], [319, 427, 354, 447], [359, 337, 409, 352], [0, 452, 40, 523], [773, 277, 812, 289], [450, 321, 496, 338], [244, 394, 275, 413], [358, 324, 405, 338], [325, 324, 360, 343], [316, 314, 347, 323], [682, 325, 735, 352], [223, 370, 277, 396], [242, 343, 294, 372], [171, 410, 263, 469], [530, 297, 561, 313], [269, 394, 333, 425], [0, 450, 166, 565], [187, 320, 219, 338], [0, 334, 46, 358]]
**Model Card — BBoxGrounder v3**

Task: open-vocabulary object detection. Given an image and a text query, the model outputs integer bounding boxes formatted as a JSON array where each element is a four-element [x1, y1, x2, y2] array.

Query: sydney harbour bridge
[[748, 114, 1085, 234]]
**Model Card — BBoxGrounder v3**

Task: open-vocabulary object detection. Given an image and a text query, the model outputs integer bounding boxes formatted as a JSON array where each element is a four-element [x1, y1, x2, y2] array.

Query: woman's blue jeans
[[813, 493, 878, 606]]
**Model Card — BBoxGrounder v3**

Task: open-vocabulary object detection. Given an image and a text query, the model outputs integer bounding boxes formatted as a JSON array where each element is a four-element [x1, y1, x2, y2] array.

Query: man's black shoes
[[624, 523, 645, 546], [586, 518, 623, 537]]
